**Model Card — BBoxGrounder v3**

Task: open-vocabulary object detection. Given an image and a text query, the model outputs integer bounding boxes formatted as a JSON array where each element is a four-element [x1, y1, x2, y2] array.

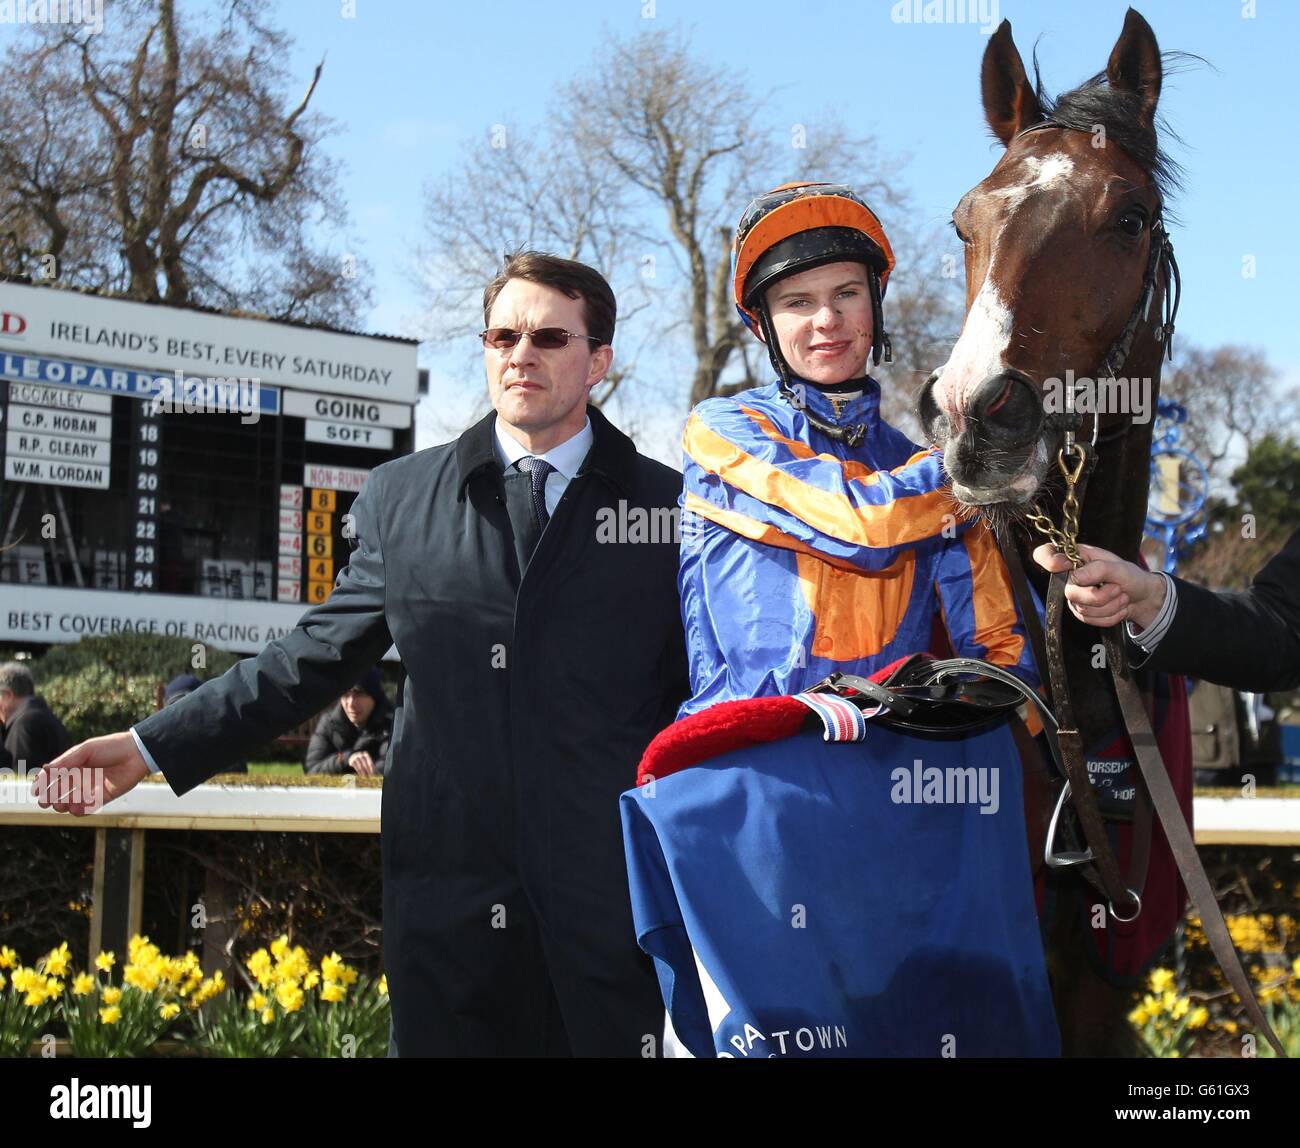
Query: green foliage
[[295, 974, 390, 1058], [26, 634, 242, 743], [34, 633, 241, 683], [40, 665, 161, 745], [1230, 434, 1300, 534], [187, 989, 306, 1059]]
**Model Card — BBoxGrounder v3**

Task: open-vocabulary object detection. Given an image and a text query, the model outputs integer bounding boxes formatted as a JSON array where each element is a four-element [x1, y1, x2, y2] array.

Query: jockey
[[679, 181, 1038, 715], [619, 185, 1061, 1059]]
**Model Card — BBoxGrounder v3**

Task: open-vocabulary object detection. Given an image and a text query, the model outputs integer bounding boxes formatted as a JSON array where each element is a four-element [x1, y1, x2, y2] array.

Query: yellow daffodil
[[0, 971, 5, 990], [247, 949, 274, 989], [249, 991, 268, 1011], [378, 975, 388, 997], [275, 982, 304, 1012], [43, 942, 71, 977], [23, 987, 48, 1007], [127, 934, 160, 962], [320, 981, 346, 1003], [320, 952, 345, 982], [304, 970, 320, 989], [340, 966, 358, 986], [71, 973, 95, 996], [1170, 996, 1190, 1020], [0, 945, 17, 969], [1128, 1005, 1149, 1026], [102, 986, 122, 1006], [260, 1007, 275, 1025], [94, 951, 115, 972], [1147, 968, 1175, 994], [1187, 1007, 1209, 1029], [124, 963, 160, 992], [159, 1002, 181, 1020], [271, 935, 289, 959], [1292, 957, 1300, 981], [99, 1005, 122, 1025]]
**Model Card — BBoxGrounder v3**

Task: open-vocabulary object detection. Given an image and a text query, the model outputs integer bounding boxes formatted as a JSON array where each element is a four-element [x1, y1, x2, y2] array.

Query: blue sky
[[7, 1, 1298, 457], [263, 0, 1299, 451]]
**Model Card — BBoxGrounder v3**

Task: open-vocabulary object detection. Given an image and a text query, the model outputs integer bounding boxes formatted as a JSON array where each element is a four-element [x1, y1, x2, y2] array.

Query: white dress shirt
[[493, 415, 593, 517], [1126, 571, 1178, 655]]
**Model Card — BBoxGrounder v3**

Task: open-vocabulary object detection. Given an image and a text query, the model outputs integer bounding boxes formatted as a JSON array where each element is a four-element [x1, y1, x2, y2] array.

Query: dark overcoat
[[135, 405, 688, 1055]]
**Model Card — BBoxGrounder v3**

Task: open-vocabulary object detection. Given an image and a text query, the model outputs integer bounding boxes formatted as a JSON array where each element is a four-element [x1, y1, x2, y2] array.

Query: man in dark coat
[[1033, 526, 1300, 692], [0, 662, 72, 771], [305, 667, 392, 776], [33, 251, 689, 1057]]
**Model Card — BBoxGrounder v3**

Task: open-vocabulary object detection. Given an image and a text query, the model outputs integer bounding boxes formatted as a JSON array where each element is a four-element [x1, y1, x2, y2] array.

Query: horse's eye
[[1118, 209, 1146, 238]]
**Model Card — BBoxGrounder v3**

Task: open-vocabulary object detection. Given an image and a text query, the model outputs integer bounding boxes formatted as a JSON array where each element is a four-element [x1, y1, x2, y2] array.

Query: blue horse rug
[[620, 696, 1060, 1058]]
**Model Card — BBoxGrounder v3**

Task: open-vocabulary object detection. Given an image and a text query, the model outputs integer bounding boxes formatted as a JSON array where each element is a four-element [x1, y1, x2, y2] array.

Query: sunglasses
[[479, 327, 602, 351]]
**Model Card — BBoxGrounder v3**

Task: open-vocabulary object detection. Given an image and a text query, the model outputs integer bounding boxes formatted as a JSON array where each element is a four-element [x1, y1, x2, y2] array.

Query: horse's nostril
[[917, 374, 949, 444], [984, 380, 1015, 418], [969, 371, 1042, 448]]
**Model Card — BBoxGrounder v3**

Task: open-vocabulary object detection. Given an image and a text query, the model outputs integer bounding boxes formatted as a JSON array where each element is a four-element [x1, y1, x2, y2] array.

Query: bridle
[[988, 122, 1284, 1056]]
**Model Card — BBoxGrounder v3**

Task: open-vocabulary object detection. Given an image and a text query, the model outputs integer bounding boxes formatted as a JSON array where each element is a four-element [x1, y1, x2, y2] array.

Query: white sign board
[[283, 389, 412, 428], [0, 584, 398, 658], [0, 280, 417, 402], [305, 419, 394, 450], [8, 381, 113, 413], [8, 403, 112, 440], [7, 429, 112, 465], [5, 455, 110, 489], [304, 463, 370, 492]]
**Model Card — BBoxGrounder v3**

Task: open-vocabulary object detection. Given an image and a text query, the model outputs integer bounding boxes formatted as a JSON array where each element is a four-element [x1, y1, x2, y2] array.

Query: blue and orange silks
[[619, 376, 1061, 1057], [677, 377, 1040, 716]]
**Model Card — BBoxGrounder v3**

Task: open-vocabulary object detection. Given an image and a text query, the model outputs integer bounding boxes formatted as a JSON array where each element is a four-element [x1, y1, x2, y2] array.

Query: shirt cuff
[[1126, 572, 1178, 653], [130, 726, 162, 775]]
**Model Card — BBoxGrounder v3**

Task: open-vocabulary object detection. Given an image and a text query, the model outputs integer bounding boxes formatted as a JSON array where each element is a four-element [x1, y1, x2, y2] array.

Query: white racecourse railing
[[0, 779, 1297, 842]]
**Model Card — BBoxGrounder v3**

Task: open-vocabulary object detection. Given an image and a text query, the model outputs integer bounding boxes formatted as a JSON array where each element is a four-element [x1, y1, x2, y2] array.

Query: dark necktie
[[516, 456, 555, 531]]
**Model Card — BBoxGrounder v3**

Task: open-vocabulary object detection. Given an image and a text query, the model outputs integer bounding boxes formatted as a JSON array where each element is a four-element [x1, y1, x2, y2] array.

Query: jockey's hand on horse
[[30, 731, 150, 816], [1032, 543, 1168, 632]]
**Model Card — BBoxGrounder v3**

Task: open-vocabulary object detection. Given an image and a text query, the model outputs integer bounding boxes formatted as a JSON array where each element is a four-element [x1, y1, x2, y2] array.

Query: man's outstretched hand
[[1031, 542, 1168, 631], [31, 731, 151, 816]]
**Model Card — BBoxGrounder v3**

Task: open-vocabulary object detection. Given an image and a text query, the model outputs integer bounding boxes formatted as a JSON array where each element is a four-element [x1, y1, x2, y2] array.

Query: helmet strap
[[867, 265, 893, 366]]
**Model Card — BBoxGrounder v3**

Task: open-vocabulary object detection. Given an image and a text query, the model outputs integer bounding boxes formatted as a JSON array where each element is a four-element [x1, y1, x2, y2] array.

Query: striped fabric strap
[[793, 691, 880, 742]]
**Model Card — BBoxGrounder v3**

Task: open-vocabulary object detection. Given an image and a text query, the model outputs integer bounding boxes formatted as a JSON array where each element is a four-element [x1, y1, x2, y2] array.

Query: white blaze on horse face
[[932, 269, 1014, 435], [934, 152, 1078, 431]]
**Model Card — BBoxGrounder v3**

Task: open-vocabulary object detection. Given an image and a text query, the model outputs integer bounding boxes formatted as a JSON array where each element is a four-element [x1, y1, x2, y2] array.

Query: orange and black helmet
[[732, 182, 896, 371]]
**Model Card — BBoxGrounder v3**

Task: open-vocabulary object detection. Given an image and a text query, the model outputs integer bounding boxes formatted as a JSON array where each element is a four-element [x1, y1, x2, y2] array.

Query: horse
[[917, 8, 1192, 1057]]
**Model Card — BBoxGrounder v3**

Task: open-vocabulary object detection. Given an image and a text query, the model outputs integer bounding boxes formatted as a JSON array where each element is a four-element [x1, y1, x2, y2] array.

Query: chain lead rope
[[1024, 443, 1088, 568]]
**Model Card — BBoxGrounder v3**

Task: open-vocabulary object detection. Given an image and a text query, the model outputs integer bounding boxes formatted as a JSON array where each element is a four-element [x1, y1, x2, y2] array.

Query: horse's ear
[[1106, 7, 1162, 128], [981, 20, 1043, 147]]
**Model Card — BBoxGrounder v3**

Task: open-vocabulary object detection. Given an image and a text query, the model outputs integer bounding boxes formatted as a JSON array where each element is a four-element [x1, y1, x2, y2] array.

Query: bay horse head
[[918, 8, 1180, 513]]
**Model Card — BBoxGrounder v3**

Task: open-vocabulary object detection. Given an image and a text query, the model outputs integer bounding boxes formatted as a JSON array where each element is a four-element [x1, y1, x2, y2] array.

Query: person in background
[[305, 667, 392, 778], [0, 662, 72, 773]]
